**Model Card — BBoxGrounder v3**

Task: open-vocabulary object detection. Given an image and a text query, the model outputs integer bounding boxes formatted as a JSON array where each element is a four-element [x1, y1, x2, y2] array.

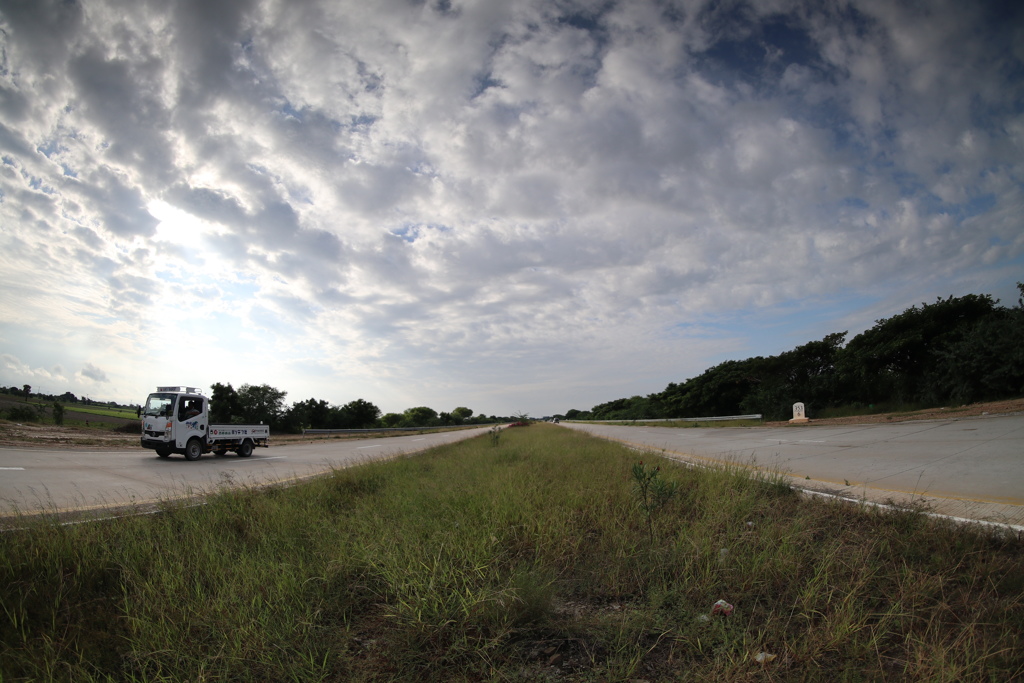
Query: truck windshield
[[143, 393, 176, 418]]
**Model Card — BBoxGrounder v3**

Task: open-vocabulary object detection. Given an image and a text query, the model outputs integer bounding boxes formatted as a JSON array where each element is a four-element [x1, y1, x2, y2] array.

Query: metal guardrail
[[570, 414, 762, 424]]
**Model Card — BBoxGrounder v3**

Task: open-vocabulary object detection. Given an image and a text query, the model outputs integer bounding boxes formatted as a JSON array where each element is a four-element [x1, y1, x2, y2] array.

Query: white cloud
[[0, 0, 1021, 415], [79, 362, 109, 383]]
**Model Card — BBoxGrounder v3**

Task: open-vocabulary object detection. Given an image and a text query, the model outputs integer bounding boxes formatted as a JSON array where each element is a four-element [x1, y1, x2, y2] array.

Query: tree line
[[564, 284, 1024, 422], [209, 382, 510, 433], [0, 387, 119, 407], [1, 383, 510, 433]]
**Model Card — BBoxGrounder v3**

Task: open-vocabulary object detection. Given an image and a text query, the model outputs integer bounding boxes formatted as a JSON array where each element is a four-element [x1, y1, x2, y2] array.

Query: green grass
[[2, 425, 1021, 681], [5, 399, 138, 423], [55, 403, 138, 420]]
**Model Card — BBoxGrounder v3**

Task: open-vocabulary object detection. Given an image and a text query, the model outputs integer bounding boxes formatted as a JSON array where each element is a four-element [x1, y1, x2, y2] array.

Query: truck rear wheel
[[184, 438, 203, 461], [237, 439, 253, 457]]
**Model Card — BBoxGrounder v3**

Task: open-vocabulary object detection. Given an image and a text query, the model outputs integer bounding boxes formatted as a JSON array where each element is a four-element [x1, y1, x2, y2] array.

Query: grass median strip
[[1, 424, 1021, 681]]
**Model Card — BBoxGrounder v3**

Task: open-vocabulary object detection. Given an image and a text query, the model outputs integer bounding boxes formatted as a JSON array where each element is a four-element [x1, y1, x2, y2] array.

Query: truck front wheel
[[237, 439, 254, 457], [156, 445, 172, 458], [184, 438, 203, 461]]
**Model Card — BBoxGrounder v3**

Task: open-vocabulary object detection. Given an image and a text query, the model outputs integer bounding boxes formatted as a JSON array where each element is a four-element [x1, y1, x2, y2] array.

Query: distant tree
[[340, 399, 382, 429], [209, 382, 242, 423], [451, 407, 473, 423], [236, 383, 287, 427], [286, 398, 331, 431], [403, 406, 438, 427], [52, 402, 64, 426], [22, 384, 31, 401], [739, 332, 847, 420], [839, 293, 999, 404], [380, 412, 404, 428], [923, 283, 1024, 403]]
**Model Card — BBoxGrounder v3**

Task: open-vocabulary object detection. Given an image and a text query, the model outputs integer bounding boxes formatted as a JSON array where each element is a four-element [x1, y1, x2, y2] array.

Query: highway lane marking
[[412, 438, 426, 441], [357, 445, 381, 449], [0, 467, 26, 470], [764, 439, 826, 443]]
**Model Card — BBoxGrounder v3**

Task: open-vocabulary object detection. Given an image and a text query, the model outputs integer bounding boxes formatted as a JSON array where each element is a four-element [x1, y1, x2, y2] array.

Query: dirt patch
[[763, 398, 1024, 427], [0, 395, 138, 449], [0, 422, 139, 450]]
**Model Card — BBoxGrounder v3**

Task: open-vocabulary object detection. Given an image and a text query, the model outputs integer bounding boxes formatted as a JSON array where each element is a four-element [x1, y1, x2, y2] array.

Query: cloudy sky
[[1, 0, 1022, 418]]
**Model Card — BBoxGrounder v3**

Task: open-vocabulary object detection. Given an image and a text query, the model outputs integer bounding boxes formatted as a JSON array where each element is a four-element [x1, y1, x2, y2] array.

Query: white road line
[[765, 439, 826, 444], [412, 438, 426, 441], [0, 467, 26, 470], [357, 445, 381, 449]]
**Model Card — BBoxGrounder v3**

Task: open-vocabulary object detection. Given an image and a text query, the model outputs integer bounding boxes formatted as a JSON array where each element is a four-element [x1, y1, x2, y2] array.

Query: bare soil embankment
[[763, 398, 1024, 427]]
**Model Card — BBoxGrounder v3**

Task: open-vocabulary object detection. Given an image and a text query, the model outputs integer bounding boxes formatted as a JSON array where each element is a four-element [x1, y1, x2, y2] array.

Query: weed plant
[[1, 425, 1022, 681]]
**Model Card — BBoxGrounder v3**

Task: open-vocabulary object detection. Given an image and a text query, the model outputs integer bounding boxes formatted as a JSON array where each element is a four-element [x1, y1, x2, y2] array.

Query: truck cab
[[141, 387, 210, 459]]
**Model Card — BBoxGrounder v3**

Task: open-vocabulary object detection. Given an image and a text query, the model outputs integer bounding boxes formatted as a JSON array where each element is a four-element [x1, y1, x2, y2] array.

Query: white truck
[[140, 386, 269, 461]]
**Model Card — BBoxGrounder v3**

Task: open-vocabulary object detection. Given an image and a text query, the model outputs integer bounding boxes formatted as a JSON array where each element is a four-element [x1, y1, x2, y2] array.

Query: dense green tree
[[740, 333, 846, 419], [380, 412, 404, 428], [209, 383, 242, 423], [588, 394, 666, 421], [339, 399, 381, 428], [662, 358, 762, 418], [839, 293, 999, 404], [403, 406, 438, 427], [574, 287, 1022, 421], [923, 284, 1024, 403], [236, 383, 287, 427], [281, 398, 331, 433]]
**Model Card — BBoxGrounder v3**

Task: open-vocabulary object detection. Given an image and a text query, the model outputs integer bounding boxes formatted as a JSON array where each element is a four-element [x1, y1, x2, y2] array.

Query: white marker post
[[789, 402, 809, 424]]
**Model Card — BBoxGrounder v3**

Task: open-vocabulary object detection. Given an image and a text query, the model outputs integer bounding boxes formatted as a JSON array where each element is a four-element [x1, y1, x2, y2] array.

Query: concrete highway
[[0, 427, 495, 518], [561, 415, 1024, 526]]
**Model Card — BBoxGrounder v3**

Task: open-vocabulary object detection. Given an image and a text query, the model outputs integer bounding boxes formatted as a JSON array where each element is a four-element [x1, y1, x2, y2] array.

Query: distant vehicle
[[552, 418, 560, 423], [140, 386, 269, 461]]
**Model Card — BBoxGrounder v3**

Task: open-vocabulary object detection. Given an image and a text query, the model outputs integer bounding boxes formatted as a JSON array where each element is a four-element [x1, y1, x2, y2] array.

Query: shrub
[[6, 405, 39, 422], [114, 421, 141, 434]]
